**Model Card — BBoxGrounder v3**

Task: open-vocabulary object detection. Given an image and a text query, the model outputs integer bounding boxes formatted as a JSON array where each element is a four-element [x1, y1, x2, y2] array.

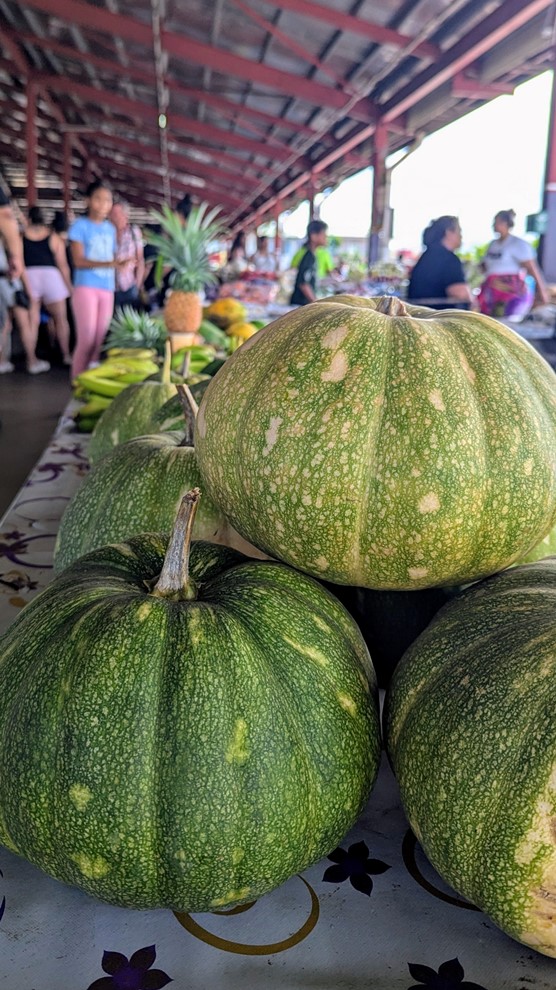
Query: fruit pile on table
[[3, 290, 556, 958]]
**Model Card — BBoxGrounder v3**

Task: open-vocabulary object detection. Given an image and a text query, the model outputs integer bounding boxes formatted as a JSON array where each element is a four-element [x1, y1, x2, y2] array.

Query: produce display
[[384, 559, 556, 958], [195, 295, 556, 590], [4, 284, 556, 963], [0, 493, 380, 912]]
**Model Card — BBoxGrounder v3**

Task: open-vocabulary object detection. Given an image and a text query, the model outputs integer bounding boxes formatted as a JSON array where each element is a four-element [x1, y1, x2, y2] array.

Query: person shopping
[[110, 199, 144, 310], [289, 220, 328, 305], [23, 206, 72, 365], [69, 180, 119, 377], [407, 215, 474, 309], [478, 209, 549, 319]]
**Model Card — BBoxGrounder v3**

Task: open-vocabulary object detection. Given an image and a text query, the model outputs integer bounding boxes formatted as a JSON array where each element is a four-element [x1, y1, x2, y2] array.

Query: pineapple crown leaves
[[146, 202, 228, 293], [106, 306, 167, 353]]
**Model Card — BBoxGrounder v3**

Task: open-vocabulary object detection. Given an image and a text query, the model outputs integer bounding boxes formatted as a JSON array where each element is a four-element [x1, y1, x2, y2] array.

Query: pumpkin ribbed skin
[[88, 381, 177, 464], [0, 538, 380, 911], [195, 296, 556, 589], [54, 432, 227, 572], [384, 559, 556, 957]]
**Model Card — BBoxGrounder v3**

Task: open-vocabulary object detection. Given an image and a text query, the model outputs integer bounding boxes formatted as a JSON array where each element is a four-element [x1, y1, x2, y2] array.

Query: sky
[[280, 70, 553, 253]]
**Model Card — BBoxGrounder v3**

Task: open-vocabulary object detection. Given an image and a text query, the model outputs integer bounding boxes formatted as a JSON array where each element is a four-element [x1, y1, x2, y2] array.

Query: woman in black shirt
[[408, 216, 474, 310]]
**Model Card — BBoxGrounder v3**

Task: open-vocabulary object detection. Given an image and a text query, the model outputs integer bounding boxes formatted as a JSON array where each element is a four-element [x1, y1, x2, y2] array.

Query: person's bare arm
[[0, 204, 23, 279], [300, 282, 316, 303], [50, 233, 72, 292], [70, 240, 122, 270], [523, 258, 550, 305], [446, 281, 476, 308], [135, 239, 145, 290]]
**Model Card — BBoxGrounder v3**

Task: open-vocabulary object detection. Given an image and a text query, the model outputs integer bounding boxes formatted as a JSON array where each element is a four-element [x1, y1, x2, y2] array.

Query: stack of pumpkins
[[1, 295, 556, 958]]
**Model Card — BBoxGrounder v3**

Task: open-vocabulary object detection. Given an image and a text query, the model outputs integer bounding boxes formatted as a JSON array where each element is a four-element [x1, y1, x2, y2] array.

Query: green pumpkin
[[0, 493, 380, 912], [54, 431, 224, 572], [384, 559, 556, 957], [88, 379, 177, 464], [195, 295, 556, 590], [519, 525, 556, 564]]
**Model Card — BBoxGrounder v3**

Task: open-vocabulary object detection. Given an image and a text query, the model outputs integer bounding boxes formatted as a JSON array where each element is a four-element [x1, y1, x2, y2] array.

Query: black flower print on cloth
[[87, 944, 172, 990], [407, 957, 488, 990], [322, 839, 391, 895]]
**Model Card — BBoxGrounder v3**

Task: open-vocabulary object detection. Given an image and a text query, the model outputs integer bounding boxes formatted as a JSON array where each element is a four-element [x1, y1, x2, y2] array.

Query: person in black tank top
[[24, 206, 72, 368]]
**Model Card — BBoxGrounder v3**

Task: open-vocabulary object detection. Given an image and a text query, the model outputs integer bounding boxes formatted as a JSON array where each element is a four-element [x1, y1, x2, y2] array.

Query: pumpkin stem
[[150, 488, 200, 600], [180, 350, 191, 378], [375, 297, 409, 317], [161, 339, 172, 385], [177, 383, 199, 447]]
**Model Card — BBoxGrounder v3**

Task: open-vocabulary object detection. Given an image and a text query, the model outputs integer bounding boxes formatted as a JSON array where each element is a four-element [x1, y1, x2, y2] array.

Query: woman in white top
[[478, 209, 549, 319]]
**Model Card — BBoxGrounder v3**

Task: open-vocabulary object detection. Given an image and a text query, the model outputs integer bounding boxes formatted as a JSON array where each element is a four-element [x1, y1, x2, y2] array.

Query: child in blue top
[[69, 179, 120, 377]]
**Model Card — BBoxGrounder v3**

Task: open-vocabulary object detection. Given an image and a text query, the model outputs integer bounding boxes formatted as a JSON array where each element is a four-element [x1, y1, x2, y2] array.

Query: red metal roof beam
[[262, 0, 440, 61], [451, 72, 515, 100], [21, 0, 376, 122], [381, 0, 553, 123]]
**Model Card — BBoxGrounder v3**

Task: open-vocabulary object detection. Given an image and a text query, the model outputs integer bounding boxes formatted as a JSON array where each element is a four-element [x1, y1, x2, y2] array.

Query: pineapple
[[106, 306, 167, 355], [146, 203, 226, 336]]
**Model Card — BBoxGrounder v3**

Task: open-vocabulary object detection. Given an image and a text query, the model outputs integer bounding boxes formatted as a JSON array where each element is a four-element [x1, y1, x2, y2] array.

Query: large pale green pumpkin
[[195, 295, 556, 589], [88, 380, 177, 464], [54, 431, 254, 572], [384, 559, 556, 957], [0, 495, 380, 911]]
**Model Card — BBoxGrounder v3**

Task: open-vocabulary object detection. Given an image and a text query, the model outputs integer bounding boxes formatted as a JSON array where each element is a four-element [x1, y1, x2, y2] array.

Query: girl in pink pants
[[71, 287, 114, 376], [68, 179, 120, 378]]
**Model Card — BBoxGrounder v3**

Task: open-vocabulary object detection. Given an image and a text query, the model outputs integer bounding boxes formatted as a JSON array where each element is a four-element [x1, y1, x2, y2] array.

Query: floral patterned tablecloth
[[0, 411, 554, 990]]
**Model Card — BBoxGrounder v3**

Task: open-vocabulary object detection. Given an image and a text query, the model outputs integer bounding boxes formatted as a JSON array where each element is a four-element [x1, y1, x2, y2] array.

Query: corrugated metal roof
[[0, 0, 554, 223]]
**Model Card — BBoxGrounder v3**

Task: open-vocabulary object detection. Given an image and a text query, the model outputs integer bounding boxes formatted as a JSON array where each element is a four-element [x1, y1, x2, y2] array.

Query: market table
[[0, 408, 555, 989]]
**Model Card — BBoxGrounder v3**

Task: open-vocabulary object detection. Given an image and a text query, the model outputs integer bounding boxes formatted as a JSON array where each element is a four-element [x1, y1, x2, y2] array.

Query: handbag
[[14, 286, 31, 310]]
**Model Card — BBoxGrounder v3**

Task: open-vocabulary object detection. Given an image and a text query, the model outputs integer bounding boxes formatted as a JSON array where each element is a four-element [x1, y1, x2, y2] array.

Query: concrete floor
[[0, 328, 555, 524], [0, 367, 71, 518]]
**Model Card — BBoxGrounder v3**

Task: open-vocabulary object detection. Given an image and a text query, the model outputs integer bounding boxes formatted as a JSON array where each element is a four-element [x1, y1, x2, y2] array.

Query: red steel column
[[368, 122, 388, 265], [538, 63, 556, 283], [63, 132, 72, 214], [26, 79, 37, 207], [274, 205, 282, 270]]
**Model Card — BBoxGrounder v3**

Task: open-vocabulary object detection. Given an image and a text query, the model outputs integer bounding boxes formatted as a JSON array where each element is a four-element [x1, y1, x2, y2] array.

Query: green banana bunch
[[170, 344, 216, 372]]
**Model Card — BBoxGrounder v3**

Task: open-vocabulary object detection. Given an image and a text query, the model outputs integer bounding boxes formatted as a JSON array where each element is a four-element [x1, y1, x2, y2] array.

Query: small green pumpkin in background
[[195, 295, 556, 590], [55, 387, 265, 572], [1, 491, 381, 912], [384, 558, 556, 957], [88, 344, 177, 464]]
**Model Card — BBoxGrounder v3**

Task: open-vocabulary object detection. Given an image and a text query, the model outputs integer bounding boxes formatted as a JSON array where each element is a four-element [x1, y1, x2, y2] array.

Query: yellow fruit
[[206, 299, 247, 329], [226, 321, 258, 341]]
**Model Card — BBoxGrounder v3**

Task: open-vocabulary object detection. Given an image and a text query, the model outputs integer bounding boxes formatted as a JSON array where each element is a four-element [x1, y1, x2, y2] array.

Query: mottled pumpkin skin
[[88, 381, 177, 464], [195, 296, 556, 589], [384, 559, 556, 957], [0, 539, 380, 912], [54, 432, 227, 573]]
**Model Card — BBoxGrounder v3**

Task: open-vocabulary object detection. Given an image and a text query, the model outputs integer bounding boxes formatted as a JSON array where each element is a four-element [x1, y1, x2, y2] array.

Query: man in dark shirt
[[290, 220, 328, 306], [407, 216, 474, 310]]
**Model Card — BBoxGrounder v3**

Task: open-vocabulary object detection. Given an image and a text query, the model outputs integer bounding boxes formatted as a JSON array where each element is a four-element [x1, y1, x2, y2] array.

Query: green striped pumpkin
[[195, 295, 556, 590], [0, 494, 380, 911], [54, 431, 228, 572], [384, 559, 556, 957], [88, 379, 178, 465]]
